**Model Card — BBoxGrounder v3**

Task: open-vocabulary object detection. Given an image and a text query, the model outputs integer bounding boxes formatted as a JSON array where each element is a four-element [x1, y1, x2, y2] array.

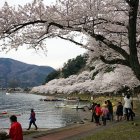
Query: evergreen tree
[[45, 54, 87, 83]]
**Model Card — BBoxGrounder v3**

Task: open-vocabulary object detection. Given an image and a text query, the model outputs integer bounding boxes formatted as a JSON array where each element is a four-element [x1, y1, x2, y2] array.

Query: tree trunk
[[128, 0, 140, 80]]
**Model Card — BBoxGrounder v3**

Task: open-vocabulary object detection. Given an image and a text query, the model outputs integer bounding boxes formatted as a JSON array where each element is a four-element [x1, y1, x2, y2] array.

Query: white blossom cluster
[[31, 60, 140, 95]]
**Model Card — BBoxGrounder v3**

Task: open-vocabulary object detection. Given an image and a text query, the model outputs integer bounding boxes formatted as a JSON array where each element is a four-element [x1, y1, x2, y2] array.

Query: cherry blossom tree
[[31, 63, 139, 95], [0, 0, 140, 80]]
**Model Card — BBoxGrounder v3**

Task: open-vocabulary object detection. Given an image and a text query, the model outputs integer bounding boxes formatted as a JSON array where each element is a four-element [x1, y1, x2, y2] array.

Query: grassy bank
[[82, 100, 140, 140]]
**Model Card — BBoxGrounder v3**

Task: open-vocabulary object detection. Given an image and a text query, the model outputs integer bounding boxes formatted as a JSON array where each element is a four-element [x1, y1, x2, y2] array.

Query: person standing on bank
[[27, 109, 38, 130], [101, 104, 109, 125], [106, 100, 113, 121], [9, 115, 23, 140], [95, 104, 102, 126], [124, 94, 133, 121], [90, 102, 97, 122]]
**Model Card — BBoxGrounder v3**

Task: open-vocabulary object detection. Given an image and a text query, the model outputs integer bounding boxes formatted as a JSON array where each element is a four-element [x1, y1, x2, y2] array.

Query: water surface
[[0, 92, 90, 129]]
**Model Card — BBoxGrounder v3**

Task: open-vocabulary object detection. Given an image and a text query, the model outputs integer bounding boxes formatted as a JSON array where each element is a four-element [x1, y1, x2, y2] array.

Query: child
[[101, 104, 109, 125], [116, 102, 123, 121]]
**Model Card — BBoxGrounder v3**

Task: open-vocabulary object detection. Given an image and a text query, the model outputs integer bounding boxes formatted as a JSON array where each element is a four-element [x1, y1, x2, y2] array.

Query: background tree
[[45, 54, 87, 83], [0, 0, 140, 80], [45, 69, 60, 83], [61, 54, 87, 78]]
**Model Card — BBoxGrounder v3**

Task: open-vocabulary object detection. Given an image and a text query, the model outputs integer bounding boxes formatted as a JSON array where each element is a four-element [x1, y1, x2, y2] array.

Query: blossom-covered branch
[[100, 55, 130, 66]]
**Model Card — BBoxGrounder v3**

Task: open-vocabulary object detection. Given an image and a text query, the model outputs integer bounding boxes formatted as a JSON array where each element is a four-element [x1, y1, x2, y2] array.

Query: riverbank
[[1, 96, 140, 140], [23, 100, 140, 140]]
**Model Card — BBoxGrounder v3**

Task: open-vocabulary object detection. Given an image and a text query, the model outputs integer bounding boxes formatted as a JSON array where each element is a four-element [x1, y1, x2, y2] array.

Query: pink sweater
[[101, 108, 109, 116]]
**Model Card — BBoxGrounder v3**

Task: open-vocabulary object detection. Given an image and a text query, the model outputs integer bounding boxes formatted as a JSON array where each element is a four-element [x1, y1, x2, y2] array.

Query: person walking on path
[[27, 109, 38, 130], [9, 115, 23, 140], [124, 94, 133, 121]]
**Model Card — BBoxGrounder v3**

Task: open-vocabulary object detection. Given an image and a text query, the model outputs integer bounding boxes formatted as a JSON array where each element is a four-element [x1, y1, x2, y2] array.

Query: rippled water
[[0, 92, 90, 129]]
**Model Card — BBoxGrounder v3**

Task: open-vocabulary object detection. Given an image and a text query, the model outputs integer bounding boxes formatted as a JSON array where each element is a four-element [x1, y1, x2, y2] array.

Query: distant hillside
[[0, 58, 55, 88]]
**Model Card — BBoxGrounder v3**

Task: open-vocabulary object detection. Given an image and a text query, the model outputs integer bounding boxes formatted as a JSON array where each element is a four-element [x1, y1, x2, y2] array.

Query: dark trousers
[[94, 115, 100, 124], [125, 108, 133, 121], [91, 112, 95, 122], [102, 116, 107, 125], [28, 120, 38, 130], [107, 112, 113, 121]]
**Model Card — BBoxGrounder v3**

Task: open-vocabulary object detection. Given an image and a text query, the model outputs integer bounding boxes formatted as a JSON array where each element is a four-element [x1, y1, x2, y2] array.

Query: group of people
[[90, 94, 135, 126], [9, 108, 38, 140], [90, 99, 113, 126]]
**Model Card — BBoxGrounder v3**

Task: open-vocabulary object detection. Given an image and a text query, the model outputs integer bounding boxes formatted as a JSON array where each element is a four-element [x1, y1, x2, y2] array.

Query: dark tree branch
[[5, 20, 47, 34], [91, 33, 130, 61], [97, 18, 126, 27], [5, 20, 68, 35], [58, 35, 94, 52], [47, 22, 65, 30], [72, 18, 126, 27], [102, 27, 127, 34], [100, 55, 130, 67]]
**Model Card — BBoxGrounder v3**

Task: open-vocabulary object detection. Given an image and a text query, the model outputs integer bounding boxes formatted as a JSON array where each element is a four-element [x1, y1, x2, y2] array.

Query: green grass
[[82, 122, 140, 140], [82, 100, 140, 140]]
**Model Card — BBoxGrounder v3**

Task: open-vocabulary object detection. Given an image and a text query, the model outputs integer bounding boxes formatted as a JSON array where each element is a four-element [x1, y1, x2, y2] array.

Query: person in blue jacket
[[27, 109, 38, 130]]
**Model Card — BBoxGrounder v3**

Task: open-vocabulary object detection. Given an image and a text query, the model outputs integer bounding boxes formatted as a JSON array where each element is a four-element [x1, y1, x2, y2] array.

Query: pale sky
[[0, 0, 86, 69]]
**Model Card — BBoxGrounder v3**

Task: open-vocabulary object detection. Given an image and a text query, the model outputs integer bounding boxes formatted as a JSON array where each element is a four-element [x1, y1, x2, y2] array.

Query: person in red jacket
[[95, 104, 102, 126], [9, 115, 23, 140]]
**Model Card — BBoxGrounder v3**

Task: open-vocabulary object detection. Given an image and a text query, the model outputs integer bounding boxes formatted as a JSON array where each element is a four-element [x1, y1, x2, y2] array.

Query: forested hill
[[45, 54, 88, 83], [0, 58, 55, 88]]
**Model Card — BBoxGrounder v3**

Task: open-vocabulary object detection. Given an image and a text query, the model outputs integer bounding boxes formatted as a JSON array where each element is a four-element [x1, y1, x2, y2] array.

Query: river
[[0, 92, 90, 129]]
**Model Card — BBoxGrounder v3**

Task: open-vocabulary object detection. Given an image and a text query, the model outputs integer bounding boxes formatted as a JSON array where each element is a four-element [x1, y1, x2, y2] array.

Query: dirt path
[[23, 122, 96, 140], [24, 121, 121, 140], [36, 123, 96, 140]]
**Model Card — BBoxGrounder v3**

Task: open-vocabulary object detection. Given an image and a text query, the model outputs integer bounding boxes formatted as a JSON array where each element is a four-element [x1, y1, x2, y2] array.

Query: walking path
[[35, 123, 95, 140], [23, 122, 96, 140], [24, 121, 119, 140]]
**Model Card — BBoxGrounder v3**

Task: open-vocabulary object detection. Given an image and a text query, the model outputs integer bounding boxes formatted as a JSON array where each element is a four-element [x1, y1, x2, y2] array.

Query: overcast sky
[[0, 0, 86, 69]]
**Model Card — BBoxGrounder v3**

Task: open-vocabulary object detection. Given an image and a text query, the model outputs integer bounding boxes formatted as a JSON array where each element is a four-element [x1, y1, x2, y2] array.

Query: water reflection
[[0, 92, 91, 129]]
